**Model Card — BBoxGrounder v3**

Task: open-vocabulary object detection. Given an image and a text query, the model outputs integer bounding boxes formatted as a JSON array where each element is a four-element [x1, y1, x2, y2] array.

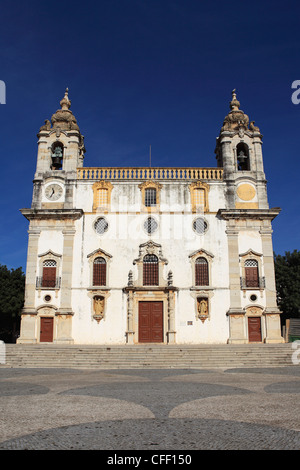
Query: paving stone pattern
[[0, 367, 300, 450]]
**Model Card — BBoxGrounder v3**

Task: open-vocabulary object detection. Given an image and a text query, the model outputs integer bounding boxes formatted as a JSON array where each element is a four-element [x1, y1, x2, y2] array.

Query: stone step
[[0, 343, 296, 369]]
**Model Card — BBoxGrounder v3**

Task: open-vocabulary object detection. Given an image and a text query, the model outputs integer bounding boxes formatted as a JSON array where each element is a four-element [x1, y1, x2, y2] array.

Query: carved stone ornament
[[221, 89, 249, 132], [93, 296, 105, 323], [197, 297, 209, 323]]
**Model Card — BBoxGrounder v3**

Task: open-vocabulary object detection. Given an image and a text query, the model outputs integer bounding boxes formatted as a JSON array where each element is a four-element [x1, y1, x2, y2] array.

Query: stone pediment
[[188, 248, 214, 260]]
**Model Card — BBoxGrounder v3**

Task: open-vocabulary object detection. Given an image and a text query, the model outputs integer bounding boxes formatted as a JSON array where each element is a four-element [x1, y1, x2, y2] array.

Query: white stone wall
[[66, 179, 232, 344]]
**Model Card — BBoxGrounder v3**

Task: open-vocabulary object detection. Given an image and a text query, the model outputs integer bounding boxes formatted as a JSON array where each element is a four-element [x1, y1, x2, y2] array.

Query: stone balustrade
[[77, 167, 223, 181]]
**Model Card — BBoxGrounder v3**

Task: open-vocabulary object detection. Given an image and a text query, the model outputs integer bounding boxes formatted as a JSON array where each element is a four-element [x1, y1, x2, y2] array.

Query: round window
[[193, 217, 208, 235], [94, 217, 108, 235], [44, 295, 52, 302], [144, 217, 158, 234], [250, 294, 257, 302]]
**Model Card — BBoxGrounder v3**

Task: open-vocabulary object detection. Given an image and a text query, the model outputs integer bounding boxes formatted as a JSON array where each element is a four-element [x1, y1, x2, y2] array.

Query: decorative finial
[[60, 87, 71, 110], [230, 88, 240, 110]]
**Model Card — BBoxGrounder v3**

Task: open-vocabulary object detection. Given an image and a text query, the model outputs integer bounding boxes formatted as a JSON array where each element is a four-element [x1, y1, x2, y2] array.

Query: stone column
[[17, 228, 40, 343]]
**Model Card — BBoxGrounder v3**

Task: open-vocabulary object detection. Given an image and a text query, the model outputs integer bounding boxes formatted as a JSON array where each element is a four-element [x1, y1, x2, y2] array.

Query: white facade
[[18, 90, 284, 345]]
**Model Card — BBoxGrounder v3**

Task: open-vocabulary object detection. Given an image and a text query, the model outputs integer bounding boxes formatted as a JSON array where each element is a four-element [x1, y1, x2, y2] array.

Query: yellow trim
[[138, 181, 162, 213], [189, 182, 209, 213], [92, 181, 113, 212], [235, 202, 259, 209]]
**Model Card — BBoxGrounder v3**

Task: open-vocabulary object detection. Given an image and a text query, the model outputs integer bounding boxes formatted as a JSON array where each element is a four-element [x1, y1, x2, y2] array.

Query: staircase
[[0, 343, 297, 369]]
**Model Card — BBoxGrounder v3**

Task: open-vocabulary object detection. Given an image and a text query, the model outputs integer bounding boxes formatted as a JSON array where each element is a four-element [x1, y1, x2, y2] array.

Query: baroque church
[[18, 89, 284, 345]]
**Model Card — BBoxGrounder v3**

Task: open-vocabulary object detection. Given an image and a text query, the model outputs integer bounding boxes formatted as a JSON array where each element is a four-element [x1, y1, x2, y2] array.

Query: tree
[[0, 265, 25, 342], [274, 250, 300, 325]]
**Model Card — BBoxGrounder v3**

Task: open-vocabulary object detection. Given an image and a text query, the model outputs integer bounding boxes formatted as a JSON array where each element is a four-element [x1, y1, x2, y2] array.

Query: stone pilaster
[[17, 228, 40, 343], [226, 226, 247, 343], [261, 227, 284, 343], [56, 228, 75, 343], [126, 289, 135, 344], [167, 289, 176, 344]]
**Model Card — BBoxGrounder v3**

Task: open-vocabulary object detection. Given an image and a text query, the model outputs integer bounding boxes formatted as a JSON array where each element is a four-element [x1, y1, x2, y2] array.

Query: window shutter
[[93, 257, 106, 286], [42, 260, 57, 288], [195, 257, 209, 286], [245, 260, 259, 287]]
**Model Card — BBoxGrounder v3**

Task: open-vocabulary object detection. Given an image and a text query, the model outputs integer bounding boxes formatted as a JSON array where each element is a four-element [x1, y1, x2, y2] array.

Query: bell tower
[[216, 91, 283, 344], [32, 89, 85, 209], [215, 90, 268, 210]]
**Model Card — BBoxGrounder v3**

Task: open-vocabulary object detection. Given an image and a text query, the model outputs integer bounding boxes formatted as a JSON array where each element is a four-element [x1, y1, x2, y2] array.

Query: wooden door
[[139, 301, 163, 343], [40, 317, 54, 342], [248, 317, 261, 342]]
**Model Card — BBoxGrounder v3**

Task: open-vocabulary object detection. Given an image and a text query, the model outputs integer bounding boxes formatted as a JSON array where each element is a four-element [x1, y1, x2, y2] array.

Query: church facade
[[18, 89, 284, 345]]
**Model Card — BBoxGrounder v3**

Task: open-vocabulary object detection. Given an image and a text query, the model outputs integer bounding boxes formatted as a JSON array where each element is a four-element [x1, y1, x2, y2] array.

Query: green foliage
[[0, 264, 25, 342], [274, 250, 300, 323]]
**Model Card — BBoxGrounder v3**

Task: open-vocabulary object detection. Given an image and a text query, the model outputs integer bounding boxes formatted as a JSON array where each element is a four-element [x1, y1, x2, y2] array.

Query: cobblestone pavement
[[0, 367, 300, 451]]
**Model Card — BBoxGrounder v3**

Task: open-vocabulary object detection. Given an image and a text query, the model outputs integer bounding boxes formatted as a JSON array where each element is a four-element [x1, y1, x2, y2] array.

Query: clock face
[[45, 184, 63, 201]]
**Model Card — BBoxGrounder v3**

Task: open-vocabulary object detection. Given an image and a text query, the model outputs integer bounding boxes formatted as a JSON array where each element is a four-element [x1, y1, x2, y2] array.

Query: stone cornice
[[20, 208, 83, 221], [218, 207, 281, 221]]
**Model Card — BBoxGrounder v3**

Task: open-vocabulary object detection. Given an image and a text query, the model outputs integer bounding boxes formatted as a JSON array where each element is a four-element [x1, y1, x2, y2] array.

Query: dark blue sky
[[0, 0, 299, 270]]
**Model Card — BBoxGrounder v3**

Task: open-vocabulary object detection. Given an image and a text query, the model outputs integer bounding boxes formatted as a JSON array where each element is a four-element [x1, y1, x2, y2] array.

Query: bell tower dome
[[35, 88, 85, 177], [215, 90, 268, 209], [32, 89, 85, 209]]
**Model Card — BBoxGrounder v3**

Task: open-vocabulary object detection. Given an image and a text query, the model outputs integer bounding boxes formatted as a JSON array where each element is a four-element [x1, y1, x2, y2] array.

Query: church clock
[[45, 183, 63, 201]]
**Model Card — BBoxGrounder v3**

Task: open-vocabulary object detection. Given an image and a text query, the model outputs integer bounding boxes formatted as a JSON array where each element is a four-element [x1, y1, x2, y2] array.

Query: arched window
[[144, 188, 157, 207], [195, 257, 209, 286], [245, 259, 259, 287], [93, 257, 106, 286], [42, 260, 57, 288], [51, 142, 63, 170], [143, 254, 159, 286], [236, 143, 250, 171]]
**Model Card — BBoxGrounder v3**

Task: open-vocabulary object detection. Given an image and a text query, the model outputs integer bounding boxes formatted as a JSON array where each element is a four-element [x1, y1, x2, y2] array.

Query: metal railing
[[240, 277, 265, 289], [36, 277, 61, 289]]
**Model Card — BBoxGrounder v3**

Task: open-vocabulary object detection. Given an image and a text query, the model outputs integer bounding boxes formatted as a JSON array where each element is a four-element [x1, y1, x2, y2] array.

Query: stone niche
[[93, 295, 105, 323]]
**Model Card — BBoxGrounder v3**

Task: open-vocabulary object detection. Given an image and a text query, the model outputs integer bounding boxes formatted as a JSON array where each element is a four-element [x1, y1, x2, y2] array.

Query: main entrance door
[[139, 301, 163, 343], [40, 317, 54, 342], [248, 317, 261, 342]]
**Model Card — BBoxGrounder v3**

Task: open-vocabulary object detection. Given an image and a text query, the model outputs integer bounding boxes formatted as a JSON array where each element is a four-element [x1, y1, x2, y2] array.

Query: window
[[193, 217, 208, 235], [145, 188, 157, 207], [189, 182, 209, 213], [96, 188, 108, 207], [42, 260, 57, 288], [94, 217, 108, 235], [144, 217, 158, 234], [237, 143, 250, 171], [51, 142, 63, 170], [245, 259, 259, 287], [143, 254, 159, 286], [195, 257, 209, 286], [93, 257, 106, 286], [194, 188, 205, 210], [92, 181, 113, 211]]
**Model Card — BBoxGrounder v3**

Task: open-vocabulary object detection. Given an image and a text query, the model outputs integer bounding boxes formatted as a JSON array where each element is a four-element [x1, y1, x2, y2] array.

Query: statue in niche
[[93, 296, 105, 323], [197, 298, 208, 322]]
